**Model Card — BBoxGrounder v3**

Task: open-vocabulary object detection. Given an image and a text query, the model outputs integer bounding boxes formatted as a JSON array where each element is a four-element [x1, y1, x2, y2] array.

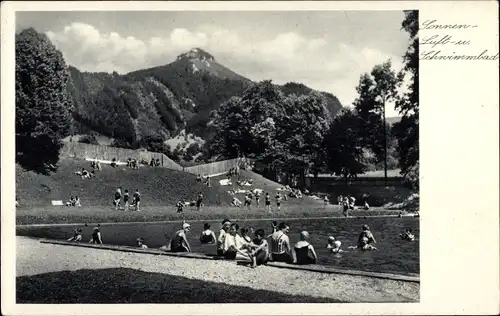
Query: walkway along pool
[[16, 216, 420, 275]]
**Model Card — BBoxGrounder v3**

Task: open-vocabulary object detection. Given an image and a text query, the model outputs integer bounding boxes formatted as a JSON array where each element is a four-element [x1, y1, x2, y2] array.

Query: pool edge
[[39, 238, 420, 283]]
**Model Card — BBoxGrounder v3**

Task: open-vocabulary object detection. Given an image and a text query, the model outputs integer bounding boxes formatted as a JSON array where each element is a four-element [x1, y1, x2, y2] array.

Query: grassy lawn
[[17, 268, 341, 303], [16, 204, 405, 225]]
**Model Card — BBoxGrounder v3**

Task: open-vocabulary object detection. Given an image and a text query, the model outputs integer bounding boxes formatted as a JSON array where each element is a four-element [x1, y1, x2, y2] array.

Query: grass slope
[[16, 159, 234, 208]]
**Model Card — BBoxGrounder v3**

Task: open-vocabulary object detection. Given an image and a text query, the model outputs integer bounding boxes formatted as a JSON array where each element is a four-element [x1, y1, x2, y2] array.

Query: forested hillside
[[66, 48, 344, 151]]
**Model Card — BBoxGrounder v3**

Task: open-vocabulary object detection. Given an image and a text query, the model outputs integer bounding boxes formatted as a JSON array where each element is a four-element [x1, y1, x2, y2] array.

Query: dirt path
[[17, 236, 418, 303]]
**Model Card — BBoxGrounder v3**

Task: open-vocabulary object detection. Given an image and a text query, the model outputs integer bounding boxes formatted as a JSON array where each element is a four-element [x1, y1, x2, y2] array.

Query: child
[[137, 237, 148, 249], [200, 223, 217, 244], [292, 231, 318, 265], [67, 228, 83, 242], [89, 227, 102, 244], [324, 195, 329, 207], [255, 192, 261, 206]]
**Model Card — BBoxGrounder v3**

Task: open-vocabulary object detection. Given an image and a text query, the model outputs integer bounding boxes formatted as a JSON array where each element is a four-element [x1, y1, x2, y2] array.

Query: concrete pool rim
[[17, 213, 419, 228], [38, 238, 420, 283]]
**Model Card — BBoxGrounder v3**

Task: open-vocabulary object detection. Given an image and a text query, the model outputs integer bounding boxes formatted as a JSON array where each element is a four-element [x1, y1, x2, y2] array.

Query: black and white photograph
[[11, 8, 422, 304]]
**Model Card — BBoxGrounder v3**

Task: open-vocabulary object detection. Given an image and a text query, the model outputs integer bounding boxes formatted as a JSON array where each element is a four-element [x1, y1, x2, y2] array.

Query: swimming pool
[[16, 216, 419, 275]]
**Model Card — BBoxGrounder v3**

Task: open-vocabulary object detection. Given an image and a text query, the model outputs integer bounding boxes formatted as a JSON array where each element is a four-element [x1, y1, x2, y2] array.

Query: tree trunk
[[382, 96, 388, 187]]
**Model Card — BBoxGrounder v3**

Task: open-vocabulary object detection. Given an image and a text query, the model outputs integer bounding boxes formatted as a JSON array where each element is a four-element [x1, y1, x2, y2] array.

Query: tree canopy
[[16, 28, 73, 173]]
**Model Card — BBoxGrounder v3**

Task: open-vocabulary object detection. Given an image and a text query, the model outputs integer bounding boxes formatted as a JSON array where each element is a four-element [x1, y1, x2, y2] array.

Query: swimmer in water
[[89, 227, 102, 244], [355, 225, 377, 251], [137, 237, 148, 249], [67, 228, 83, 242], [326, 236, 345, 253], [200, 223, 217, 244], [399, 228, 415, 241]]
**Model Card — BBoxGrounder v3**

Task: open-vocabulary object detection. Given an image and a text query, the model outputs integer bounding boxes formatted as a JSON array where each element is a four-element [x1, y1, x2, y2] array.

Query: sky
[[16, 11, 411, 117]]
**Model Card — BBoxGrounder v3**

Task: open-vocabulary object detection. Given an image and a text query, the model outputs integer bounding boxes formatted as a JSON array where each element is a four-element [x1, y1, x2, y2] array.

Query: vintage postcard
[[1, 1, 498, 315]]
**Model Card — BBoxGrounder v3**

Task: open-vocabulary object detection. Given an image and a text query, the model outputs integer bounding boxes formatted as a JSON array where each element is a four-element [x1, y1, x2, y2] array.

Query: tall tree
[[324, 109, 366, 182], [370, 60, 398, 186], [393, 10, 419, 189], [16, 28, 72, 173]]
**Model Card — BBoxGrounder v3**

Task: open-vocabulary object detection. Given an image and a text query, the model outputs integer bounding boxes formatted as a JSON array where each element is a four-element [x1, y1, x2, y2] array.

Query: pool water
[[16, 217, 419, 275]]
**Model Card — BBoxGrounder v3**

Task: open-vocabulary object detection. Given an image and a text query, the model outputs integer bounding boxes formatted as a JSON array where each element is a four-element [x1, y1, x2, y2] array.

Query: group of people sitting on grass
[[90, 159, 102, 171], [126, 158, 139, 169], [175, 192, 204, 213], [65, 196, 82, 207], [149, 158, 161, 167], [113, 187, 141, 212], [75, 168, 95, 179], [196, 174, 211, 187]]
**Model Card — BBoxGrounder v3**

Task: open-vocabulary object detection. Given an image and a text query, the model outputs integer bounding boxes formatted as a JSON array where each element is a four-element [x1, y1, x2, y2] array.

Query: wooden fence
[[60, 142, 183, 171]]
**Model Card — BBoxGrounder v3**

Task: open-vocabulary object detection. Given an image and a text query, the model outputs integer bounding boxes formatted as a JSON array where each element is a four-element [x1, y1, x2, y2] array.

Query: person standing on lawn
[[196, 192, 203, 211], [123, 190, 130, 211], [114, 187, 122, 211], [133, 189, 141, 212], [265, 192, 271, 212]]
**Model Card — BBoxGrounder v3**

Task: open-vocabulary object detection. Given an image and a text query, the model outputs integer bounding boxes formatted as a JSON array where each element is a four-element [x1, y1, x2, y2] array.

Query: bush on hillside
[[78, 134, 99, 145]]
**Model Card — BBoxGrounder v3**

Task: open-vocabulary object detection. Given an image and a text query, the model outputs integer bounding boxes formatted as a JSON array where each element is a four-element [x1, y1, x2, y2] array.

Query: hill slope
[[16, 159, 322, 209]]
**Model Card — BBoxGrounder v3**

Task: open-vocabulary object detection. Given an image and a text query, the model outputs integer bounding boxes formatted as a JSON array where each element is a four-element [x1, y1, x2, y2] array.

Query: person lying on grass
[[291, 231, 318, 265], [217, 219, 231, 255], [399, 228, 415, 241], [169, 222, 192, 252], [67, 228, 83, 242], [89, 227, 102, 244], [231, 197, 242, 207], [200, 223, 217, 244]]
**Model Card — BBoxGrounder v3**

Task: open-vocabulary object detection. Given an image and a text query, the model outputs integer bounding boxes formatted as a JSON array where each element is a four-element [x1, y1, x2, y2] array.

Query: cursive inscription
[[419, 19, 498, 61]]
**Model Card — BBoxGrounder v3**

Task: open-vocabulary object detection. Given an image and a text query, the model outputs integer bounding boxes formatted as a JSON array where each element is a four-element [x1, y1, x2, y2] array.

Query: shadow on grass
[[17, 267, 343, 303]]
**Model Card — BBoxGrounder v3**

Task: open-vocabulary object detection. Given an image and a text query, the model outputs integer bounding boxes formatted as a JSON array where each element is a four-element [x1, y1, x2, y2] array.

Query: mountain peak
[[176, 48, 215, 63]]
